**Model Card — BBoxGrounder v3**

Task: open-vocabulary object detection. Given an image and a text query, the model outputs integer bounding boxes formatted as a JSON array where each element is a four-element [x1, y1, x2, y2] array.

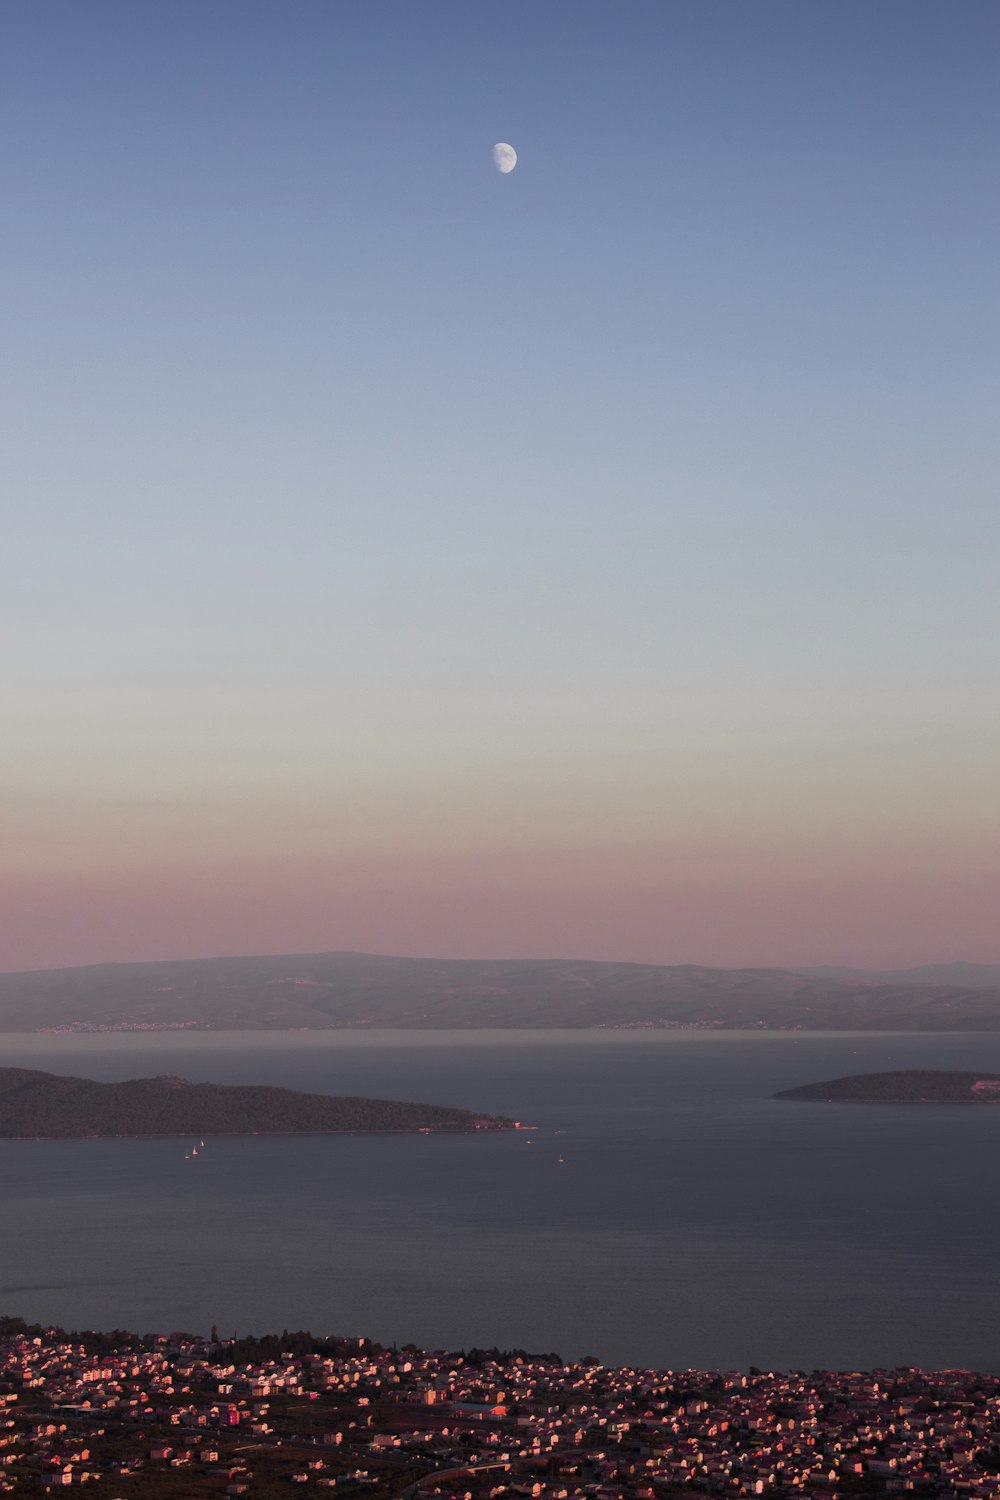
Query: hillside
[[796, 963, 1000, 989], [0, 1067, 512, 1137], [775, 1070, 1000, 1103], [0, 952, 999, 1032]]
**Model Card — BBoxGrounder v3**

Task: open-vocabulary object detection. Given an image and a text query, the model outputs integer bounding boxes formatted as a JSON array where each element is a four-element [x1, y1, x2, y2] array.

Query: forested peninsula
[[774, 1070, 1000, 1103], [0, 1067, 512, 1138]]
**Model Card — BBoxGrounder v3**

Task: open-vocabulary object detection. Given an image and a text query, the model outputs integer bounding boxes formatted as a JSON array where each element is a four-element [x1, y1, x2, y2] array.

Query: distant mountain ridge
[[795, 963, 1000, 989], [0, 951, 998, 1031]]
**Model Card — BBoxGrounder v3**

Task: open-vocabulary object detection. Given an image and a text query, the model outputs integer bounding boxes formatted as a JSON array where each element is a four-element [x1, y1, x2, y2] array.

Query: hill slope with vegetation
[[0, 1067, 510, 1137], [775, 1070, 1000, 1103]]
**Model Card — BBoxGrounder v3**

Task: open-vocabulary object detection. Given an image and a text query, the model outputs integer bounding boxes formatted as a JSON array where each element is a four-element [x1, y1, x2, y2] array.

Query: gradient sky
[[2, 1, 998, 972]]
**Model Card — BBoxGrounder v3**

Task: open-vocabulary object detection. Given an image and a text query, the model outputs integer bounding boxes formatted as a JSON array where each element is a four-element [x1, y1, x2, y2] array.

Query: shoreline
[[0, 1123, 521, 1140]]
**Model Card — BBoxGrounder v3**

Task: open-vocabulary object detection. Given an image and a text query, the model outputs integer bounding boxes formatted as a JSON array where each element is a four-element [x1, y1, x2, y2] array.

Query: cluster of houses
[[2, 1322, 1000, 1497]]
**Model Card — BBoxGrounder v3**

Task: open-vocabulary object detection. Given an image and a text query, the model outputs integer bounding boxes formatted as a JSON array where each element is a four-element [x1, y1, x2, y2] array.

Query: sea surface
[[3, 1029, 1000, 1373]]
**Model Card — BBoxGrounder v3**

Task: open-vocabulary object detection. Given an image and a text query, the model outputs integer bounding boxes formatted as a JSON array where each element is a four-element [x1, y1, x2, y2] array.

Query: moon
[[493, 142, 517, 174]]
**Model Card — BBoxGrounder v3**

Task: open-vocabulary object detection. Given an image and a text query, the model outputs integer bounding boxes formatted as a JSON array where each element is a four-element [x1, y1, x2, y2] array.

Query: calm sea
[[2, 1030, 1000, 1372]]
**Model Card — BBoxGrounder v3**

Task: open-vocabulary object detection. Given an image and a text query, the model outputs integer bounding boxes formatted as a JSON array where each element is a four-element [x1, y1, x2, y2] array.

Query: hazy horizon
[[1, 945, 998, 981], [4, 1, 997, 974]]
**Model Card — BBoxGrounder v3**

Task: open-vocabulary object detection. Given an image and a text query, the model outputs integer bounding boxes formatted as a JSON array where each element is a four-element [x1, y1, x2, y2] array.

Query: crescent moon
[[493, 142, 517, 174]]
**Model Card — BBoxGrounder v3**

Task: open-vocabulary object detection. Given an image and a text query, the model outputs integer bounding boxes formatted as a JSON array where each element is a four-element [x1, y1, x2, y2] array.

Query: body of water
[[3, 1030, 1000, 1371]]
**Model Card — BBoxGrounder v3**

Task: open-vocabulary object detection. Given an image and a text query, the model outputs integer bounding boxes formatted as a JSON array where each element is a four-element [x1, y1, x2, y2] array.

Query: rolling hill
[[0, 1066, 511, 1137]]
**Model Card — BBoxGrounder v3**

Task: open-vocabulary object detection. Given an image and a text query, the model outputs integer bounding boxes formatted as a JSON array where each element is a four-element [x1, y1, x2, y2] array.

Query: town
[[2, 1319, 1000, 1499]]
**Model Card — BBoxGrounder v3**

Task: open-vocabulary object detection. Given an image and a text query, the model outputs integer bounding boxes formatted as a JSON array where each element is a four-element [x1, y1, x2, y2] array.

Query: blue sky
[[2, 1, 998, 969]]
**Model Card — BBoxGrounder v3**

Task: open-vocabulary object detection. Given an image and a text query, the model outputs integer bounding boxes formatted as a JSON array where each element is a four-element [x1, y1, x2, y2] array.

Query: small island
[[0, 1066, 515, 1138], [775, 1069, 1000, 1104]]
